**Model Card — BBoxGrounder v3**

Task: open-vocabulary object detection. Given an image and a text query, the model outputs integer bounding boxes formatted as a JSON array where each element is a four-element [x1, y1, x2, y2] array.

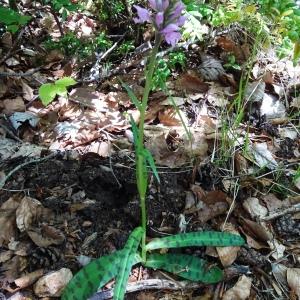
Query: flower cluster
[[133, 0, 186, 46]]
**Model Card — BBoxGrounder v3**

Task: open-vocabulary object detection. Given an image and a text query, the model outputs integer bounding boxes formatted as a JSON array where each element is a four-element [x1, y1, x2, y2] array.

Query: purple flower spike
[[155, 12, 164, 27], [133, 0, 186, 46], [133, 5, 151, 23]]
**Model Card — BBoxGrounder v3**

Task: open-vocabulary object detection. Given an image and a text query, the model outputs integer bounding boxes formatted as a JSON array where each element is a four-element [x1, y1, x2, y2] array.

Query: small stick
[[0, 152, 57, 189], [89, 279, 203, 300], [261, 203, 300, 221], [0, 28, 26, 65], [0, 67, 42, 78]]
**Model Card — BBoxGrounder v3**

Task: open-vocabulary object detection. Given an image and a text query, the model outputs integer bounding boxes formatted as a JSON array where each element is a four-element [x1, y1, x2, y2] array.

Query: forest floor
[[0, 1, 300, 299]]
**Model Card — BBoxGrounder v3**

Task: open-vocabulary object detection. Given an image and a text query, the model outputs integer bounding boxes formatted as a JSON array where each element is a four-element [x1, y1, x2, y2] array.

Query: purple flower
[[133, 0, 186, 46], [133, 5, 151, 23]]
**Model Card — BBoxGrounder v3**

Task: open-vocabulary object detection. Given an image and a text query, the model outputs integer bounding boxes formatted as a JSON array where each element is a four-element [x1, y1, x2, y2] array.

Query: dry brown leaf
[[16, 197, 44, 232], [287, 268, 300, 299], [216, 36, 249, 63], [202, 190, 228, 205], [198, 202, 228, 224], [0, 196, 21, 246], [69, 88, 107, 110], [1, 256, 27, 282], [3, 97, 25, 113], [243, 197, 268, 219], [13, 269, 44, 291], [206, 82, 229, 107], [177, 72, 209, 93], [89, 141, 112, 157], [33, 268, 73, 297], [241, 218, 272, 242], [45, 49, 64, 63], [27, 225, 65, 247], [0, 250, 13, 263], [222, 275, 252, 300], [158, 107, 182, 126], [234, 152, 249, 174], [216, 223, 241, 267], [21, 80, 34, 101]]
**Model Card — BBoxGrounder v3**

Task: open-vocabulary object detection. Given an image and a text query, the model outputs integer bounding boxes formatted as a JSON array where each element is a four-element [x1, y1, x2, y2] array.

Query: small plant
[[41, 0, 79, 18], [0, 6, 31, 33], [117, 40, 135, 55], [152, 51, 186, 90], [44, 32, 112, 57], [38, 77, 76, 106], [62, 1, 245, 299]]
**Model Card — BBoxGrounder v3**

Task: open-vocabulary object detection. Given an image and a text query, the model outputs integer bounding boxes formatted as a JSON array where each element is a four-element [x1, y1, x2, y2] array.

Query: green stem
[[138, 33, 161, 262]]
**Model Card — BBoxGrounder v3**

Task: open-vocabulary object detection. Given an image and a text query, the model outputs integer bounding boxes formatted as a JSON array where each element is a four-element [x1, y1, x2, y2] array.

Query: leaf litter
[[0, 2, 299, 300]]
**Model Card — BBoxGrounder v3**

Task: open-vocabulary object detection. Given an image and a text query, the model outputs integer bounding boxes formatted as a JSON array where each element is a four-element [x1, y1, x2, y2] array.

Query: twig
[[261, 203, 300, 221], [49, 7, 64, 37], [0, 67, 42, 78], [89, 279, 203, 300], [0, 152, 57, 189], [0, 123, 23, 143], [0, 28, 26, 65]]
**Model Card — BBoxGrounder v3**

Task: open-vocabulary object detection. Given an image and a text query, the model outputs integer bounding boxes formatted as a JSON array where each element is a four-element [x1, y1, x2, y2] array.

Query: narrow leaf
[[113, 227, 144, 300], [142, 148, 160, 183], [120, 79, 141, 110], [62, 250, 123, 300], [129, 115, 139, 148], [144, 253, 223, 283], [145, 231, 245, 251]]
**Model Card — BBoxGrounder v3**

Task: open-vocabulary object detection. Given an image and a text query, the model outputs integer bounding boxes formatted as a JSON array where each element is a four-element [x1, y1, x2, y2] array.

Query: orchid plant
[[62, 1, 245, 300]]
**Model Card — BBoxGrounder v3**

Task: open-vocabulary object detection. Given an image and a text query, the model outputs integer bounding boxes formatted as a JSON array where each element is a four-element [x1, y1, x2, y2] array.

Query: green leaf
[[61, 250, 123, 300], [145, 231, 245, 251], [55, 77, 77, 87], [142, 148, 160, 183], [39, 77, 76, 106], [129, 115, 139, 147], [113, 227, 144, 300], [120, 79, 141, 110], [38, 83, 58, 106], [144, 253, 223, 283], [6, 24, 19, 33]]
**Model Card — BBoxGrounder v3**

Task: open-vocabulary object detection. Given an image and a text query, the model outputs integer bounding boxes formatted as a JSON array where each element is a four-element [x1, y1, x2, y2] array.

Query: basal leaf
[[142, 148, 160, 183], [55, 77, 77, 87], [38, 83, 57, 106], [144, 253, 223, 283], [145, 231, 245, 251], [120, 79, 141, 110], [61, 250, 123, 300], [113, 227, 144, 300]]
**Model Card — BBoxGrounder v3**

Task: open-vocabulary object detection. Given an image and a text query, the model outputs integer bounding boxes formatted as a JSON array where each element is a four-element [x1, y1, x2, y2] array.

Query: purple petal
[[162, 0, 169, 11], [148, 0, 157, 10], [133, 5, 151, 23], [170, 2, 185, 19], [163, 30, 181, 46], [175, 15, 186, 27], [161, 23, 179, 34], [155, 12, 164, 27]]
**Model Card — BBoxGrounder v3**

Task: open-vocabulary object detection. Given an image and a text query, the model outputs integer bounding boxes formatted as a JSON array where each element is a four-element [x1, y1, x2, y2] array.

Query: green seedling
[[39, 77, 76, 106], [0, 6, 31, 33]]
